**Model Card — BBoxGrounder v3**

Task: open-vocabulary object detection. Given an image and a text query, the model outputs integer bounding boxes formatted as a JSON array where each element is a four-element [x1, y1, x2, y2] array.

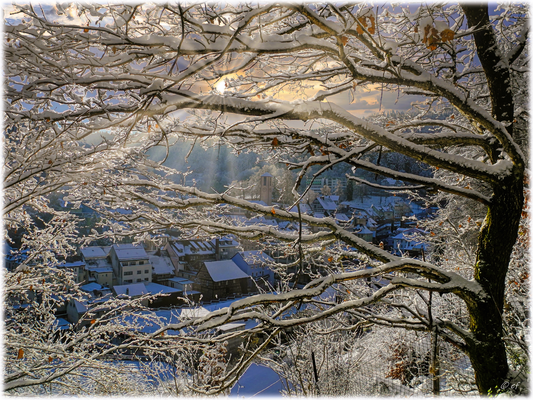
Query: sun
[[215, 79, 225, 94]]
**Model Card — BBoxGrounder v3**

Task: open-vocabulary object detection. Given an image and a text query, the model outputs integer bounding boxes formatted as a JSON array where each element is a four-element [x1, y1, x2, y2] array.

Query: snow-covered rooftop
[[53, 317, 71, 331], [145, 282, 181, 294], [56, 261, 85, 268], [288, 204, 312, 214], [112, 244, 148, 261], [170, 240, 215, 257], [80, 282, 103, 292], [204, 260, 250, 282], [150, 255, 174, 275], [335, 213, 350, 222], [72, 299, 87, 313], [317, 196, 337, 211], [168, 277, 194, 285], [354, 225, 373, 235], [80, 246, 108, 260], [84, 259, 113, 273], [179, 306, 210, 320], [113, 283, 148, 297], [210, 236, 239, 248]]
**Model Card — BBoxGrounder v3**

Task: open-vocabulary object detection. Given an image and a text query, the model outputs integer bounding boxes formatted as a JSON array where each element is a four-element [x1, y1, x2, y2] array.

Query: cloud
[[344, 99, 380, 111]]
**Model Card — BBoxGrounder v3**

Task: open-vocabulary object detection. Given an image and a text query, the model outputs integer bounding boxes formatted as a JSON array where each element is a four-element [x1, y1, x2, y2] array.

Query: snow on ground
[[230, 363, 284, 397]]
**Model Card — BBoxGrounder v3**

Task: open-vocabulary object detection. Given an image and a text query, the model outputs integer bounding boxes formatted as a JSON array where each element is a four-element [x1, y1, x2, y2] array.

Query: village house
[[391, 228, 428, 257], [149, 251, 175, 283], [232, 250, 275, 288], [113, 282, 150, 306], [80, 246, 114, 287], [110, 244, 152, 285], [310, 196, 338, 215], [353, 225, 374, 242], [164, 236, 240, 278], [195, 260, 250, 302], [55, 260, 86, 283]]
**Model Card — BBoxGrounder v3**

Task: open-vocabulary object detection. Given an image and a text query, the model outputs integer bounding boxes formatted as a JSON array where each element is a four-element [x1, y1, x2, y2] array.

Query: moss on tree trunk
[[465, 172, 524, 394]]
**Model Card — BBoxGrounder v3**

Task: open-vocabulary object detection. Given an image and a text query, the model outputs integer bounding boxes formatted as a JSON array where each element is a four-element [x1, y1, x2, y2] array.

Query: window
[[137, 278, 142, 282], [139, 261, 144, 265], [124, 271, 133, 276], [144, 269, 149, 274], [144, 278, 149, 281], [137, 270, 142, 274], [124, 279, 133, 283]]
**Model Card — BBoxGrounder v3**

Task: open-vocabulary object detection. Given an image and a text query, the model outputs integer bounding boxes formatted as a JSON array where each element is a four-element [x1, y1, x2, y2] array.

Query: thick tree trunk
[[465, 172, 524, 394], [458, 4, 525, 393]]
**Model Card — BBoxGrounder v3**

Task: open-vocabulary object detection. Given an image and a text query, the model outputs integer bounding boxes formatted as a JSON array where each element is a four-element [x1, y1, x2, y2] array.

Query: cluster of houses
[[51, 236, 280, 325], [6, 174, 435, 331], [226, 173, 433, 254]]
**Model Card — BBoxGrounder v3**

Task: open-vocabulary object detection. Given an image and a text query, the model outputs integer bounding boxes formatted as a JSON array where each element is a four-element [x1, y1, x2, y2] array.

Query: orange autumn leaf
[[271, 137, 279, 147], [328, 257, 333, 263], [356, 17, 368, 34], [84, 28, 89, 33], [90, 319, 96, 324], [271, 208, 276, 214], [430, 231, 436, 236], [340, 36, 349, 46], [440, 28, 455, 42], [48, 356, 53, 363], [17, 349, 24, 359]]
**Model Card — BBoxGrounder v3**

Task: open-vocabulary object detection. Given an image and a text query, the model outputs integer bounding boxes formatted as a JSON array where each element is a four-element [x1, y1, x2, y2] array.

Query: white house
[[110, 244, 152, 285], [80, 246, 113, 287]]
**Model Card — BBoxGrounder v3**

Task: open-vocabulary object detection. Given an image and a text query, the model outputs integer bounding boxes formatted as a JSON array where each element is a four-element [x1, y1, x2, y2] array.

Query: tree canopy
[[4, 2, 529, 395]]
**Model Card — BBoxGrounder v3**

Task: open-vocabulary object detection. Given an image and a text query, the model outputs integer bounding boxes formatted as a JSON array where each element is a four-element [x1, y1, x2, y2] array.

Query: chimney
[[215, 238, 220, 261]]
